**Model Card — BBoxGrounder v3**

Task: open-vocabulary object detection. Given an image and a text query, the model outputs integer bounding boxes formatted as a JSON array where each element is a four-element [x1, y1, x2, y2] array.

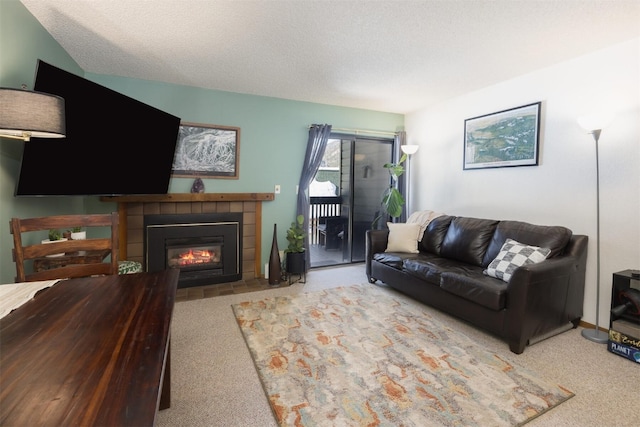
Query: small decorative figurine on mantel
[[191, 177, 205, 193]]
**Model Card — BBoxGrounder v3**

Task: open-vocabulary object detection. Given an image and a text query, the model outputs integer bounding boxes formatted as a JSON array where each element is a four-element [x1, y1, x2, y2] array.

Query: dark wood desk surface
[[0, 269, 179, 426]]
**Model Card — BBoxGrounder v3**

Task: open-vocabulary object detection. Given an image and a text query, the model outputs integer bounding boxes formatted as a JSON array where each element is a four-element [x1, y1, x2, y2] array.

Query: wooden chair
[[10, 213, 119, 282], [318, 216, 344, 250]]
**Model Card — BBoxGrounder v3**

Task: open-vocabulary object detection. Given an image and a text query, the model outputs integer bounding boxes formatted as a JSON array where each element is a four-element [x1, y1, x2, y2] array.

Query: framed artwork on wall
[[463, 102, 541, 170], [172, 122, 240, 179]]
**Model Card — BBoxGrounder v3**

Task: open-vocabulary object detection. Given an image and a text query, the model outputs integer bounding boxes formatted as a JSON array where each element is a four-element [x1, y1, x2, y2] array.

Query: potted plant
[[372, 153, 407, 229], [285, 214, 306, 275], [48, 229, 62, 242], [42, 229, 67, 257], [71, 226, 86, 240]]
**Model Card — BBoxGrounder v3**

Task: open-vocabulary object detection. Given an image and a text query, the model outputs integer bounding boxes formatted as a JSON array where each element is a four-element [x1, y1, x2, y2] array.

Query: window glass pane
[[310, 139, 340, 196]]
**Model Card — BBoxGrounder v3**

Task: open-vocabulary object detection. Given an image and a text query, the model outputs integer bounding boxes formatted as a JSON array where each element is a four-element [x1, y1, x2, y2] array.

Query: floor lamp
[[577, 112, 614, 344], [400, 144, 419, 217]]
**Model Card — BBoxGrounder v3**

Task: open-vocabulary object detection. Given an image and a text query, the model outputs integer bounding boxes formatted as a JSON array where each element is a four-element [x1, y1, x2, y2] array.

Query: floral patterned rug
[[232, 285, 573, 426]]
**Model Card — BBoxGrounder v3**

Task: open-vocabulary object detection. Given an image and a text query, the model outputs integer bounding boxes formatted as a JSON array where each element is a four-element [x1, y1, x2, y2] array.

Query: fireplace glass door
[[166, 237, 223, 271], [145, 213, 242, 288]]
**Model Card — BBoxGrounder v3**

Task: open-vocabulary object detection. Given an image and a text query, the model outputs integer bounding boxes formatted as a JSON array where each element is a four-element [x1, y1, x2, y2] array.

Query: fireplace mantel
[[100, 193, 274, 203], [100, 193, 275, 281]]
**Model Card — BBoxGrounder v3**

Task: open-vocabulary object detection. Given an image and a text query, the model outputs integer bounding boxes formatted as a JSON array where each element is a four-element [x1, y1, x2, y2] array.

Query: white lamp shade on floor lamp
[[577, 112, 615, 134], [400, 144, 419, 155]]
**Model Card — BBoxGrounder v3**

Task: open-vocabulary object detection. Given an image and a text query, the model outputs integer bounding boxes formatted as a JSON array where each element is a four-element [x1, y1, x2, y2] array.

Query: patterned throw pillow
[[483, 238, 551, 282], [118, 260, 143, 274]]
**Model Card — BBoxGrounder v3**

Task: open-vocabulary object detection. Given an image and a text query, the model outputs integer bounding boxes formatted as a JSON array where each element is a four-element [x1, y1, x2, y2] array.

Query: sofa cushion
[[440, 271, 508, 311], [403, 254, 466, 285], [483, 238, 551, 282], [373, 253, 405, 270], [385, 222, 421, 253], [420, 215, 454, 255], [440, 217, 498, 266], [482, 221, 572, 266]]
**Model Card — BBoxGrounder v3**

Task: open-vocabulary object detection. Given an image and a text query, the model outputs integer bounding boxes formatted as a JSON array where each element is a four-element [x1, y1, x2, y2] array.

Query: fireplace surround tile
[[101, 193, 274, 283]]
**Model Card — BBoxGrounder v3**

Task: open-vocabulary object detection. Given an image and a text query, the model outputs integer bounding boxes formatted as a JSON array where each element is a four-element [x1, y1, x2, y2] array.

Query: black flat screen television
[[15, 60, 181, 196]]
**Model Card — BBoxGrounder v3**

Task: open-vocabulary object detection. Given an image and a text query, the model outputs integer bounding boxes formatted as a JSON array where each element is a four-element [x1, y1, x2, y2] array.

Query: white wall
[[406, 38, 640, 328]]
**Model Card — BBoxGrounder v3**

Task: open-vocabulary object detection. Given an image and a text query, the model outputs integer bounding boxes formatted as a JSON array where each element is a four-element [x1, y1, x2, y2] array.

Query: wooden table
[[0, 269, 179, 426]]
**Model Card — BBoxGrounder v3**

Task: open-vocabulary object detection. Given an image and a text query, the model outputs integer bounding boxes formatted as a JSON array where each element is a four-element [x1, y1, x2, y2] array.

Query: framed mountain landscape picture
[[172, 122, 240, 178], [463, 102, 541, 170]]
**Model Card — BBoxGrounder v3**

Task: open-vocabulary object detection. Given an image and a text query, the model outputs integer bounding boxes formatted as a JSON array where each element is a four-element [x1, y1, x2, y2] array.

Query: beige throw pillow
[[406, 210, 445, 241], [385, 222, 421, 253]]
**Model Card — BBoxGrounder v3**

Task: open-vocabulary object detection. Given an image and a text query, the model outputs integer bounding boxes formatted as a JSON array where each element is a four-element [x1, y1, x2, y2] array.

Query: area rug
[[232, 285, 574, 426]]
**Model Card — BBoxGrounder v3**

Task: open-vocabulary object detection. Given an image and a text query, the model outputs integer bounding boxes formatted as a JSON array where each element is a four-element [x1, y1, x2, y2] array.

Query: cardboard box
[[611, 319, 640, 338], [608, 329, 640, 363]]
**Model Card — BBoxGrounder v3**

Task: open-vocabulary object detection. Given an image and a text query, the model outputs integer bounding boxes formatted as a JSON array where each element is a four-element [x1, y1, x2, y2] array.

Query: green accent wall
[[0, 0, 403, 283], [0, 0, 88, 283]]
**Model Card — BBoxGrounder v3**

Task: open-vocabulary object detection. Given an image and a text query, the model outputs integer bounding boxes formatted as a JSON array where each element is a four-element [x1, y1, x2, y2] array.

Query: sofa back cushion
[[420, 215, 454, 255], [440, 217, 499, 266], [482, 220, 572, 266]]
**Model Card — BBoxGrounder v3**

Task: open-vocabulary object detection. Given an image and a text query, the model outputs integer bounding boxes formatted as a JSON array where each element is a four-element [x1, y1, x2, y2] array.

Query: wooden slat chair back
[[9, 213, 119, 282]]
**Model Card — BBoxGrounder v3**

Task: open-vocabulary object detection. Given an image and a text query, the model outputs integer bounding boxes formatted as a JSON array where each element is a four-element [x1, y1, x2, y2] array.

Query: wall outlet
[[274, 184, 281, 194]]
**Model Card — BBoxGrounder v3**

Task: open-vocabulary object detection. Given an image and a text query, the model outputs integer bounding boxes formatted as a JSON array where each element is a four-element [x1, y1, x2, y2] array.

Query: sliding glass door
[[309, 135, 393, 267], [342, 136, 394, 262]]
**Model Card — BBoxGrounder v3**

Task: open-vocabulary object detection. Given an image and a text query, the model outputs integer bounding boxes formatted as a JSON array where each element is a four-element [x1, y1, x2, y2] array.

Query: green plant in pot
[[372, 153, 407, 229], [48, 229, 62, 241], [71, 226, 86, 240], [285, 214, 306, 274], [43, 229, 66, 257]]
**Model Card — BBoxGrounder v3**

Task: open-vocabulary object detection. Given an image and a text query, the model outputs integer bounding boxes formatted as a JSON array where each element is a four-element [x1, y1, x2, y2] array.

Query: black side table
[[610, 270, 640, 327]]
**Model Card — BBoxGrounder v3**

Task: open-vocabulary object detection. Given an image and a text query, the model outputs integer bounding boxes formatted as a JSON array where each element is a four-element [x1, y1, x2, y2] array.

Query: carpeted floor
[[232, 285, 574, 426], [155, 264, 640, 427]]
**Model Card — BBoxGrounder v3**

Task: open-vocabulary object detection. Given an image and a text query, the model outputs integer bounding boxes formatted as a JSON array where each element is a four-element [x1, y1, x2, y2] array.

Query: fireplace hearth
[[145, 213, 242, 288]]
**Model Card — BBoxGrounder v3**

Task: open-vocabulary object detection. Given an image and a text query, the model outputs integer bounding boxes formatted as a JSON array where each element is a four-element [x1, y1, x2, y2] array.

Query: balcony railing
[[309, 196, 342, 245]]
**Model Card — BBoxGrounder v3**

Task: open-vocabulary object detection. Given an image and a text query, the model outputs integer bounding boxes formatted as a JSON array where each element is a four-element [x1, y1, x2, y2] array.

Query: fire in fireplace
[[144, 213, 242, 288], [166, 238, 222, 268]]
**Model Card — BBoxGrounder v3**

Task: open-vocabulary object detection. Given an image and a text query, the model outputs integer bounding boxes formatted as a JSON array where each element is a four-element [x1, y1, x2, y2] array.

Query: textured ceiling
[[20, 0, 640, 114]]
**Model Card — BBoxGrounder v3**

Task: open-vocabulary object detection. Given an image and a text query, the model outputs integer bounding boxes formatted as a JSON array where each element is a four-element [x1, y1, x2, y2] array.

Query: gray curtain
[[395, 131, 408, 222], [296, 124, 332, 270]]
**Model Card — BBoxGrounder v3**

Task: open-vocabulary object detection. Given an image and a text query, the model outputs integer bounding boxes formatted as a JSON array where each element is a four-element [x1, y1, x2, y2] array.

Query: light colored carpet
[[232, 285, 573, 426], [156, 264, 640, 427]]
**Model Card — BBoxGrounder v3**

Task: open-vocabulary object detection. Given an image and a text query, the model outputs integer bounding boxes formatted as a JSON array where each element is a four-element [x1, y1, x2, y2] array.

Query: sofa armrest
[[504, 235, 588, 353], [365, 229, 389, 281]]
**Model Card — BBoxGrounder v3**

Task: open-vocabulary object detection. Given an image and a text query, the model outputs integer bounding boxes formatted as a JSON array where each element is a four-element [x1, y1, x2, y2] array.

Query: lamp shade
[[0, 88, 66, 141], [400, 144, 419, 155], [577, 112, 615, 132]]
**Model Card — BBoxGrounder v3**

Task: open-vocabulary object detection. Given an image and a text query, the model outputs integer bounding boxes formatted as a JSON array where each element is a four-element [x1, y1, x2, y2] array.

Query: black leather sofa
[[365, 215, 588, 354]]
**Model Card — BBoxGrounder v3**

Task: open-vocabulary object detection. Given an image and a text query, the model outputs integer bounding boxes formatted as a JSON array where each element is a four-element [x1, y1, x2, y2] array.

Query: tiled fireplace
[[100, 193, 274, 283]]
